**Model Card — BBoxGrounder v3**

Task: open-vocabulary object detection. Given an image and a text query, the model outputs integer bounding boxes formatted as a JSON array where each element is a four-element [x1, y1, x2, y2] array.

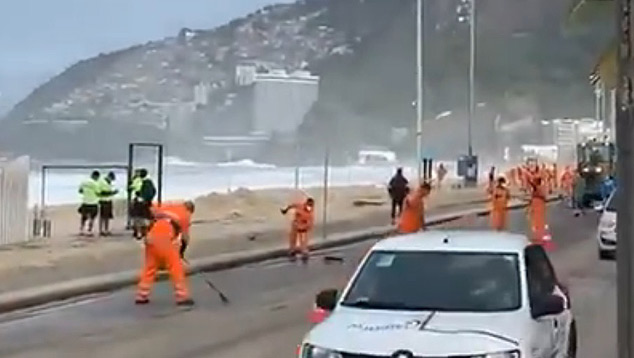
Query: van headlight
[[300, 344, 343, 358], [473, 350, 520, 358]]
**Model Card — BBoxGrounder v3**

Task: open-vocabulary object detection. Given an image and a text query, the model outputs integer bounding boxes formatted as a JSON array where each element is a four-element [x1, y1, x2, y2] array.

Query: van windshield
[[341, 251, 521, 312]]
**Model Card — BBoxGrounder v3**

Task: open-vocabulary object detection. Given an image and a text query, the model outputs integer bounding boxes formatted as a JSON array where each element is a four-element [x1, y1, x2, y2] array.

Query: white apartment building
[[251, 70, 319, 135]]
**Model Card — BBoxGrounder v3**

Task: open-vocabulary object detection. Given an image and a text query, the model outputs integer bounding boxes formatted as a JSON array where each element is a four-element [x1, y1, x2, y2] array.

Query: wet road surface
[[0, 203, 615, 358]]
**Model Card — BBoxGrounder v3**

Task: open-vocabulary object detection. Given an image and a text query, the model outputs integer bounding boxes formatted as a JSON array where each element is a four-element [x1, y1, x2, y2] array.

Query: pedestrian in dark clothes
[[388, 168, 410, 224]]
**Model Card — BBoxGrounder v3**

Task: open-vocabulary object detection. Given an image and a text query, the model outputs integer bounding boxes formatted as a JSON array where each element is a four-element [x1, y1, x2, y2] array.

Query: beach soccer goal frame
[[126, 142, 164, 228], [127, 142, 164, 204]]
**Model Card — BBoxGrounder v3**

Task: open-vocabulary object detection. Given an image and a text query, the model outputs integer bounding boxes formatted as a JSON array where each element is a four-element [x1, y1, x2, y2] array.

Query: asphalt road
[[0, 203, 615, 358]]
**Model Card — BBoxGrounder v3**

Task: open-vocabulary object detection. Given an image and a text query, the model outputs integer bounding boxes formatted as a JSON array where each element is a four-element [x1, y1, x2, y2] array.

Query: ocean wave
[[215, 159, 276, 169], [165, 156, 204, 167]]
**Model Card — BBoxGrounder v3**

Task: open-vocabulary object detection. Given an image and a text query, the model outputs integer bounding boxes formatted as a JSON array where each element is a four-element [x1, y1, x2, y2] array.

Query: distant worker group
[[77, 169, 156, 238], [78, 170, 118, 236]]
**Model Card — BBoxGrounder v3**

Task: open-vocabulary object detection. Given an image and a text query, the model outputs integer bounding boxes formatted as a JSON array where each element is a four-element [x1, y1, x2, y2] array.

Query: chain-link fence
[[0, 156, 30, 246]]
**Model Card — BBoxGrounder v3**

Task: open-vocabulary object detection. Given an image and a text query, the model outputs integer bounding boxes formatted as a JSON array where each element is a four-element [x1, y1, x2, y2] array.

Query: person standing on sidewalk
[[131, 169, 157, 240], [98, 172, 118, 236], [388, 168, 409, 225], [436, 164, 448, 189], [78, 171, 101, 236]]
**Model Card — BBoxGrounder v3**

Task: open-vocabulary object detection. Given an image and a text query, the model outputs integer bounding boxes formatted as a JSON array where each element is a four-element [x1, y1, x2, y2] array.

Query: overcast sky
[[0, 0, 290, 114]]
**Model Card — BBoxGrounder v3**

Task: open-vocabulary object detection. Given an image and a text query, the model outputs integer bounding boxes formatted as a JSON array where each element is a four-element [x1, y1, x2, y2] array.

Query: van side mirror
[[315, 289, 338, 312], [531, 294, 565, 319]]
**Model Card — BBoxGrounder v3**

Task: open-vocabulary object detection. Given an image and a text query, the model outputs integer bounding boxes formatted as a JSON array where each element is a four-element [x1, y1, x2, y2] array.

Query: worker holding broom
[[135, 201, 195, 306]]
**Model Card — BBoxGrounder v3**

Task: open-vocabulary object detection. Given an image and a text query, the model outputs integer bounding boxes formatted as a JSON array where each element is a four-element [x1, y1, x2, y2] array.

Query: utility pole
[[616, 0, 634, 357], [468, 0, 476, 157], [416, 0, 424, 181]]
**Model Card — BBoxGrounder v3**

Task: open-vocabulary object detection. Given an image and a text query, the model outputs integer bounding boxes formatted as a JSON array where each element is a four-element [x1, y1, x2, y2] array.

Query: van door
[[525, 245, 561, 357]]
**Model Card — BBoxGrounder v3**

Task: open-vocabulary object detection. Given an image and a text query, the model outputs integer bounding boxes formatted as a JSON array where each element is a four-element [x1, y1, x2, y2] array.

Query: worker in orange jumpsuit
[[397, 182, 431, 234], [560, 166, 574, 200], [527, 174, 548, 244], [281, 197, 315, 262], [135, 201, 195, 306], [518, 165, 528, 192], [506, 167, 518, 188], [488, 177, 511, 231]]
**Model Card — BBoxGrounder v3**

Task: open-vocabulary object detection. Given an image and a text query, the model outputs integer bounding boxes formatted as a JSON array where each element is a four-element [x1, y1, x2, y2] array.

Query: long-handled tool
[[182, 258, 230, 304]]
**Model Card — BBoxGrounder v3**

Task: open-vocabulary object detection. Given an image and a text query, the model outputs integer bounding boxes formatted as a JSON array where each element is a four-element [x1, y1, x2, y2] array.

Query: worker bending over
[[488, 177, 511, 231], [397, 182, 431, 234], [135, 201, 195, 306], [281, 197, 315, 262]]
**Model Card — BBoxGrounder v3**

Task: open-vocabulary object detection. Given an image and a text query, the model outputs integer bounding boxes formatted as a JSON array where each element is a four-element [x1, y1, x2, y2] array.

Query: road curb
[[0, 197, 558, 314]]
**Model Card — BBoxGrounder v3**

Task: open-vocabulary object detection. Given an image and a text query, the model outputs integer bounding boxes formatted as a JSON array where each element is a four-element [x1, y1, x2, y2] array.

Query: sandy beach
[[0, 183, 489, 293]]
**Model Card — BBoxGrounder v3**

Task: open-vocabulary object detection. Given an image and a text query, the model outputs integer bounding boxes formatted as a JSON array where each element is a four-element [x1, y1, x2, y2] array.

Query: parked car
[[597, 190, 617, 260]]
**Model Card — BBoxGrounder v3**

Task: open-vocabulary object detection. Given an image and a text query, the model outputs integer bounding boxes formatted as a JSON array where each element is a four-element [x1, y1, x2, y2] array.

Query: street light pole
[[467, 0, 476, 157], [616, 0, 634, 357], [416, 0, 424, 180]]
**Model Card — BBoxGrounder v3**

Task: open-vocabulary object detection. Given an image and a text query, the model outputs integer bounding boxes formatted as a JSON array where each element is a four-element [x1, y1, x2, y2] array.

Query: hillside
[[0, 0, 613, 162]]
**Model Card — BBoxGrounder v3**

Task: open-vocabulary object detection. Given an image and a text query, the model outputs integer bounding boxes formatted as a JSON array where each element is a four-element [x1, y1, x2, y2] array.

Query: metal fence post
[[322, 148, 330, 240]]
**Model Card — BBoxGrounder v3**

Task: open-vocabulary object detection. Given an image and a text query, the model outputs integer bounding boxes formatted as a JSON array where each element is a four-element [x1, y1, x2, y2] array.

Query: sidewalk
[[0, 186, 489, 293]]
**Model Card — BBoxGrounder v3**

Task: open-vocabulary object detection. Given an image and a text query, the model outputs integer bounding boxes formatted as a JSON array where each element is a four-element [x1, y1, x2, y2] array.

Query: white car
[[597, 191, 617, 260], [301, 231, 577, 358]]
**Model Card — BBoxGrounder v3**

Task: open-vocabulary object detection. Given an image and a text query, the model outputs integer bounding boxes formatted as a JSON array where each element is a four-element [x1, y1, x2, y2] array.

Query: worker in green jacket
[[129, 169, 156, 240], [98, 171, 119, 236], [79, 171, 101, 236]]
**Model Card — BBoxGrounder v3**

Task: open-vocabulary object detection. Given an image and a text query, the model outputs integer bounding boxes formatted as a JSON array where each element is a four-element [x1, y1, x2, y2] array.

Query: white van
[[300, 231, 577, 358]]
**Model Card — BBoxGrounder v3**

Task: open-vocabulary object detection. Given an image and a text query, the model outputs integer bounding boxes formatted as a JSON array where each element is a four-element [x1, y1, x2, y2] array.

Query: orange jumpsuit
[[489, 185, 510, 231], [518, 166, 528, 191], [528, 177, 548, 243], [136, 204, 192, 304], [507, 168, 518, 188], [560, 168, 574, 197], [285, 201, 315, 257], [398, 188, 427, 234]]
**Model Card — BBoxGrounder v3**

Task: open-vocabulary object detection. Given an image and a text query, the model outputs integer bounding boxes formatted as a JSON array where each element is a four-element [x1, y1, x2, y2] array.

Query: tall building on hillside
[[251, 70, 319, 136]]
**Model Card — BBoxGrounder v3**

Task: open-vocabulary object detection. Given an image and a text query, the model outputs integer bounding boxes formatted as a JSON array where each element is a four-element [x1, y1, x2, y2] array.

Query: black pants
[[391, 197, 405, 220]]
